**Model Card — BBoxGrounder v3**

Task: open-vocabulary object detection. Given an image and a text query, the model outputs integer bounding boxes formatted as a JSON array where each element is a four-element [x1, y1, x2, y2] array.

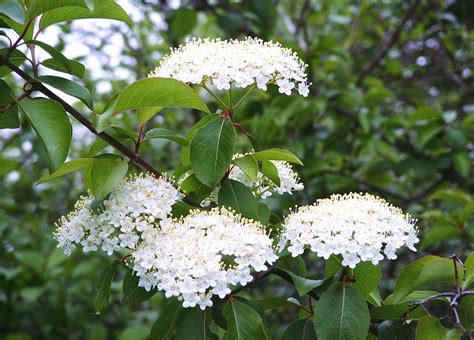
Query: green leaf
[[121, 269, 156, 305], [282, 319, 317, 340], [0, 79, 19, 128], [150, 298, 182, 339], [90, 157, 128, 200], [180, 174, 212, 203], [459, 295, 474, 330], [233, 155, 258, 182], [28, 0, 87, 19], [110, 125, 138, 141], [429, 189, 472, 205], [258, 202, 270, 225], [462, 252, 474, 289], [39, 0, 132, 29], [171, 201, 195, 218], [223, 298, 268, 340], [181, 114, 219, 165], [277, 255, 307, 277], [36, 158, 96, 184], [25, 40, 71, 72], [421, 225, 461, 249], [353, 262, 382, 298], [370, 303, 425, 320], [313, 282, 370, 340], [175, 309, 217, 340], [366, 288, 382, 307], [0, 48, 26, 77], [0, 0, 24, 24], [260, 160, 280, 186], [392, 256, 464, 304], [95, 259, 120, 312], [114, 78, 209, 113], [324, 255, 343, 277], [377, 320, 413, 340], [279, 269, 326, 296], [170, 8, 197, 38], [144, 128, 189, 146], [190, 115, 235, 187], [256, 297, 301, 310], [138, 107, 162, 125], [41, 58, 85, 78], [94, 93, 119, 133], [218, 179, 259, 220], [415, 316, 460, 340], [19, 98, 71, 171], [251, 148, 303, 165], [38, 75, 93, 109], [453, 151, 471, 177]]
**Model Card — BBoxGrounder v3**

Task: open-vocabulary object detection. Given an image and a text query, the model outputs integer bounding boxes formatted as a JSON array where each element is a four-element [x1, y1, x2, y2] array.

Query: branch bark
[[0, 56, 199, 207]]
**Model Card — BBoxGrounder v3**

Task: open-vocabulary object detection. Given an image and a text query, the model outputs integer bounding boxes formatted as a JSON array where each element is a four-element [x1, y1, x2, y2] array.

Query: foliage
[[1, 0, 473, 339]]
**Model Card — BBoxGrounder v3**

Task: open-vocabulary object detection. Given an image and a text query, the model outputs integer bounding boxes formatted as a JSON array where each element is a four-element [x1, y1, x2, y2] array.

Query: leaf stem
[[199, 83, 229, 110], [232, 84, 256, 111]]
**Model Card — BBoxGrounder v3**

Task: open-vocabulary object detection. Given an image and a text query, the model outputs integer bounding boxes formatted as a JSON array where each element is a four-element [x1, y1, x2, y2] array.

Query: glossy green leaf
[[190, 115, 235, 187], [94, 93, 118, 133], [251, 148, 303, 165], [90, 157, 128, 200], [313, 282, 370, 340], [282, 319, 317, 340], [324, 255, 343, 277], [41, 58, 85, 78], [260, 160, 280, 186], [0, 79, 19, 128], [415, 316, 460, 340], [256, 297, 301, 310], [138, 107, 162, 125], [175, 309, 217, 340], [392, 256, 463, 304], [233, 155, 258, 182], [121, 269, 156, 305], [370, 303, 424, 320], [258, 202, 270, 225], [353, 262, 382, 297], [459, 295, 474, 330], [150, 298, 182, 339], [39, 0, 132, 28], [279, 269, 326, 296], [223, 298, 268, 340], [25, 40, 71, 72], [36, 158, 96, 184], [0, 0, 24, 24], [453, 151, 471, 177], [462, 252, 474, 289], [218, 179, 259, 220], [39, 75, 93, 109], [110, 125, 138, 141], [180, 174, 212, 203], [377, 320, 412, 340], [28, 0, 87, 19], [95, 259, 120, 312], [144, 128, 189, 145], [19, 98, 71, 171], [114, 78, 209, 113], [181, 114, 218, 165]]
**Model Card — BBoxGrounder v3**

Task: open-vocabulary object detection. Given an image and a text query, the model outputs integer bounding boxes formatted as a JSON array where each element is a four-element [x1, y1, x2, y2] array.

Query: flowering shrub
[[1, 2, 473, 339]]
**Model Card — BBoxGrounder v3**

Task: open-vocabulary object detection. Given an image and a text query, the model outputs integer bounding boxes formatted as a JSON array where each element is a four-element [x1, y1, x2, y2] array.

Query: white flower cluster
[[229, 155, 304, 199], [149, 37, 310, 96], [54, 174, 181, 256], [279, 193, 419, 268], [132, 208, 277, 310]]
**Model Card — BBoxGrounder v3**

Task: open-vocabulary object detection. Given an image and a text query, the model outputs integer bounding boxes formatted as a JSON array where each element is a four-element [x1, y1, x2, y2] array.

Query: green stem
[[232, 84, 256, 111], [228, 83, 233, 110], [199, 83, 229, 110]]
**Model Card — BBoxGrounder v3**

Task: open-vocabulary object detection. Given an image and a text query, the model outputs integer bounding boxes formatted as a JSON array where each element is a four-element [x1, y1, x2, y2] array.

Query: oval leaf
[[39, 75, 93, 109], [144, 128, 189, 146], [313, 282, 370, 340], [190, 115, 235, 187], [223, 298, 268, 340], [19, 98, 71, 171], [150, 298, 182, 339], [251, 148, 303, 165], [28, 0, 87, 19], [0, 79, 19, 128], [218, 179, 259, 220], [95, 259, 120, 312], [282, 319, 317, 340], [90, 157, 128, 200], [114, 78, 209, 114], [36, 158, 96, 184], [121, 269, 156, 305]]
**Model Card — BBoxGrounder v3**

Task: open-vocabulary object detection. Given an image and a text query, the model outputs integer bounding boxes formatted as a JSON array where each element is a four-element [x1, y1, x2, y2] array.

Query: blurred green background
[[1, 0, 473, 338]]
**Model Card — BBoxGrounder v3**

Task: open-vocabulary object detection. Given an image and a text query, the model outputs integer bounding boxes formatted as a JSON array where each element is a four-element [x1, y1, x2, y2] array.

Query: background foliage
[[1, 0, 473, 339]]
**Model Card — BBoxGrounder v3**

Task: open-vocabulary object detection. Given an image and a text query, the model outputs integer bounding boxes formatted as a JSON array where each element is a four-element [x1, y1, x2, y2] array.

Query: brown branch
[[357, 0, 420, 86], [0, 56, 199, 207]]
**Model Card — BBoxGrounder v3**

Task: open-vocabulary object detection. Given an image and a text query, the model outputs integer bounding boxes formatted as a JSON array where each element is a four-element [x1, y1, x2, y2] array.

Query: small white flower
[[280, 193, 419, 268], [276, 78, 295, 95]]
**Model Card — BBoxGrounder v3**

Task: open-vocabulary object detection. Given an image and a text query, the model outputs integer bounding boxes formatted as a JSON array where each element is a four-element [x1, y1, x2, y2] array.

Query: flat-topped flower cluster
[[132, 208, 278, 309], [149, 37, 310, 96], [54, 174, 277, 309], [279, 193, 419, 268]]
